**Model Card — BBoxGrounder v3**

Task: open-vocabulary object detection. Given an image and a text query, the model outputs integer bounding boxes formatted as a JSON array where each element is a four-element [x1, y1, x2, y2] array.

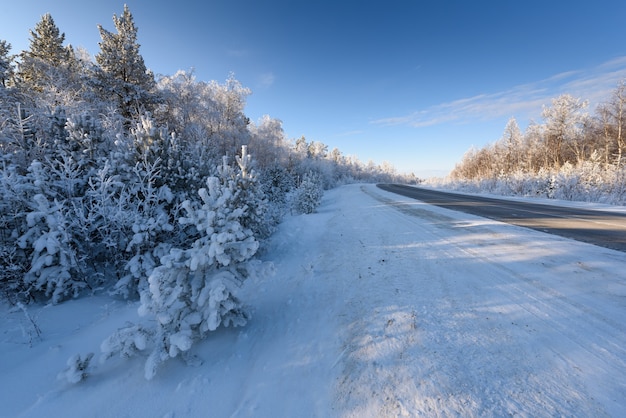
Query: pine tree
[[293, 171, 323, 214], [26, 14, 66, 63], [0, 40, 13, 88], [17, 14, 70, 91], [100, 151, 273, 380], [96, 5, 158, 121], [18, 191, 84, 304]]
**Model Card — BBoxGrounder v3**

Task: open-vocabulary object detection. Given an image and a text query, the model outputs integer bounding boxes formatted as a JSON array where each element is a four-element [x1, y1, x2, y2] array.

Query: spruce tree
[[95, 5, 158, 121]]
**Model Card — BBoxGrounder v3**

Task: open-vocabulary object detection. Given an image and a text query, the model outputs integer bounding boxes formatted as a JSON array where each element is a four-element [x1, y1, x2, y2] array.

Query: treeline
[[445, 88, 626, 204], [0, 7, 411, 305]]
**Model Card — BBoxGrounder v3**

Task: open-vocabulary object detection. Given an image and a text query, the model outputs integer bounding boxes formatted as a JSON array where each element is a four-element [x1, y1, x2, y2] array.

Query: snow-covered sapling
[[58, 353, 94, 384], [138, 171, 260, 379], [293, 171, 323, 214]]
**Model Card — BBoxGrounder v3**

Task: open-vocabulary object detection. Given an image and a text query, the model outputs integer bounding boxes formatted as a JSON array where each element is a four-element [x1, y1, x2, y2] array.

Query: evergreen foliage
[[0, 40, 13, 88], [101, 155, 268, 379], [17, 13, 69, 91], [293, 171, 324, 214], [96, 5, 158, 120]]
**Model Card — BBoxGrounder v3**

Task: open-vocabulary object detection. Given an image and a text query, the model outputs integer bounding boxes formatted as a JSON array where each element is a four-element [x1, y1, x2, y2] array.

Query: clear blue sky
[[3, 1, 626, 176]]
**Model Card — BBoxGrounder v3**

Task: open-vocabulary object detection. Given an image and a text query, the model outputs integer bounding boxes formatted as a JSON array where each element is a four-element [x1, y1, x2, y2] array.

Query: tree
[[96, 5, 158, 120], [101, 155, 267, 380], [17, 14, 70, 91], [0, 40, 13, 88], [611, 82, 626, 166], [0, 40, 17, 155], [209, 74, 251, 157], [249, 115, 288, 169], [293, 171, 323, 214], [541, 94, 588, 168], [597, 81, 626, 166], [501, 117, 523, 172], [522, 122, 545, 172]]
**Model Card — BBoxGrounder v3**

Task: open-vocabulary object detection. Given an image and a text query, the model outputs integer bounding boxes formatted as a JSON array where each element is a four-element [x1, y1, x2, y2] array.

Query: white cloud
[[372, 56, 626, 128]]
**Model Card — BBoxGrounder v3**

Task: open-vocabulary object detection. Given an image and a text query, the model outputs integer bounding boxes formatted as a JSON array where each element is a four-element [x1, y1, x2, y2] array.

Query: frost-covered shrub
[[18, 193, 84, 304], [137, 172, 260, 379], [100, 324, 153, 360], [293, 171, 323, 214], [430, 161, 626, 206], [0, 164, 34, 300], [113, 158, 176, 299], [64, 112, 104, 170], [259, 164, 294, 225], [58, 353, 94, 384], [101, 153, 271, 380]]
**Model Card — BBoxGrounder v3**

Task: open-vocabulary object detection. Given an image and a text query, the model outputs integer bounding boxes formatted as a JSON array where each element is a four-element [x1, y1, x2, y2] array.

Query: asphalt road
[[377, 183, 626, 253]]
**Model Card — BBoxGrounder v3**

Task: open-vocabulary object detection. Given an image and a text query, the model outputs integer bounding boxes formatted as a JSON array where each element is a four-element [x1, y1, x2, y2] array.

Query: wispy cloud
[[257, 72, 275, 88], [372, 56, 626, 128], [336, 130, 365, 137]]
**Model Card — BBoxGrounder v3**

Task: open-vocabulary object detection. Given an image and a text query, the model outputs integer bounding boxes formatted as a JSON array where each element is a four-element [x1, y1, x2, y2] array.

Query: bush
[[293, 171, 323, 214]]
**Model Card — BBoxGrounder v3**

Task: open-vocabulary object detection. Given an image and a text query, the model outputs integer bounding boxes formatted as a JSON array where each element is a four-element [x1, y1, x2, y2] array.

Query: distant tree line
[[445, 88, 626, 204]]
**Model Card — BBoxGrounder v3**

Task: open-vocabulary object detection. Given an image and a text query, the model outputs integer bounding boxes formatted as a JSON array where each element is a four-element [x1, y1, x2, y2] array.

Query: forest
[[0, 7, 414, 302], [437, 89, 626, 204], [0, 7, 414, 377]]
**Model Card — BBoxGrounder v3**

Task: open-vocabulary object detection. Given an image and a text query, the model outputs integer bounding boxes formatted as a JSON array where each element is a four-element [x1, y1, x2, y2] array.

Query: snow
[[2, 183, 626, 417]]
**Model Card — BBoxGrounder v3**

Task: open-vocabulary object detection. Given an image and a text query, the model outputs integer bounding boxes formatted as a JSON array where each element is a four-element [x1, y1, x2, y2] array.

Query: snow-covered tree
[[0, 40, 14, 88], [541, 94, 589, 168], [17, 191, 84, 304], [114, 157, 176, 299], [249, 115, 288, 169], [260, 164, 294, 211], [139, 168, 261, 379], [100, 150, 271, 379], [596, 81, 626, 166], [210, 74, 252, 157], [96, 5, 158, 120], [17, 13, 69, 91], [293, 171, 323, 214], [501, 117, 524, 172]]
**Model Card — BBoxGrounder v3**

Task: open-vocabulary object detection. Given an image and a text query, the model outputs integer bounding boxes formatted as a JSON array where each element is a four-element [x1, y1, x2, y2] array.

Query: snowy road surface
[[2, 184, 626, 417]]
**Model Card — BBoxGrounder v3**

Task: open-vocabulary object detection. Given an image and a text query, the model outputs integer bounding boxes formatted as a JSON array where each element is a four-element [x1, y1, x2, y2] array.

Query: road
[[377, 183, 626, 252]]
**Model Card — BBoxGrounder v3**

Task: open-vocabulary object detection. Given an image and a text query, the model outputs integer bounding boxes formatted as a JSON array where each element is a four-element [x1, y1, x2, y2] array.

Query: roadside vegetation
[[430, 89, 626, 205]]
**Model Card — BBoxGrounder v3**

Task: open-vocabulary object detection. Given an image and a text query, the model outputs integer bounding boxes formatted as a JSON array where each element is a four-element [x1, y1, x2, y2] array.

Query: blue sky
[[3, 1, 626, 176]]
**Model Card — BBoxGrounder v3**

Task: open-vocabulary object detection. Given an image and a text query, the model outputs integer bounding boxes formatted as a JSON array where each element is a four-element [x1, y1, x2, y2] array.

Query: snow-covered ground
[[2, 183, 626, 417]]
